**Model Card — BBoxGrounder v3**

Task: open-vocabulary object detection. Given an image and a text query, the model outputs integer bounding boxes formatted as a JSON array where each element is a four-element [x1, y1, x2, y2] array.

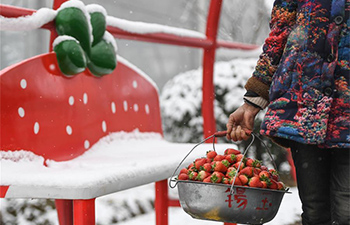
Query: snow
[[103, 31, 118, 52], [86, 4, 107, 17], [52, 35, 79, 48], [0, 129, 233, 199], [57, 0, 93, 44], [0, 7, 56, 31], [107, 16, 206, 39]]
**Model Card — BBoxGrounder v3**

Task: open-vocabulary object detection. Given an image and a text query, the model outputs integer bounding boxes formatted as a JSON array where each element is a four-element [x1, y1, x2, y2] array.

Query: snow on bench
[[1, 130, 218, 199]]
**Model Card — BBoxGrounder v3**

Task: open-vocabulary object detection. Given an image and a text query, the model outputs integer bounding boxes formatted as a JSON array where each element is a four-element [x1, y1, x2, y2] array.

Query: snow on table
[[1, 130, 233, 199]]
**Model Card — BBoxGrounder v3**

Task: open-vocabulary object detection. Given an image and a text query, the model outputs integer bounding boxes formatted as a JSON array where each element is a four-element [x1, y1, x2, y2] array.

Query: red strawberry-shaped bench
[[0, 52, 218, 225]]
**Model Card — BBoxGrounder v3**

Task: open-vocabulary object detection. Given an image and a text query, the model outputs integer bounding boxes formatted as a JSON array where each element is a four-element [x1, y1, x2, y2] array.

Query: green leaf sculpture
[[87, 39, 117, 77], [53, 37, 87, 76], [55, 5, 91, 55], [53, 1, 117, 77]]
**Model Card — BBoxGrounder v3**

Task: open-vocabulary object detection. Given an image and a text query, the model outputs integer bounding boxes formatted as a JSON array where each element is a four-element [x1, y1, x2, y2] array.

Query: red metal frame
[[0, 1, 277, 225]]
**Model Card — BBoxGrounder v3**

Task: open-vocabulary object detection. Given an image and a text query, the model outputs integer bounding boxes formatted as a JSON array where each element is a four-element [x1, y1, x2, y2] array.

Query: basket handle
[[229, 133, 278, 195], [169, 133, 217, 188]]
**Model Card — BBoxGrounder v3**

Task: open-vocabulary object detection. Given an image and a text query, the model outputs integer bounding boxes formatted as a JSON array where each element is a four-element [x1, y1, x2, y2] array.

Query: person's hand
[[226, 102, 260, 142]]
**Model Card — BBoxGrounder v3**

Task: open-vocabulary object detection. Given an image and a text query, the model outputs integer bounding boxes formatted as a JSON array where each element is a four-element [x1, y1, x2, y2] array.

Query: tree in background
[[160, 58, 289, 172]]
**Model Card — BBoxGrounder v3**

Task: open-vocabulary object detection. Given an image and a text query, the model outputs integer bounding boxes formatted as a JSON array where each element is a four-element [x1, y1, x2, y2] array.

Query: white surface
[[106, 16, 206, 38], [0, 7, 56, 31], [0, 130, 232, 199]]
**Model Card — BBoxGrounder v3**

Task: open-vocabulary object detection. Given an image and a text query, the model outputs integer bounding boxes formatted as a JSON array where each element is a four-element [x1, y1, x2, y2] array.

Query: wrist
[[243, 102, 260, 115]]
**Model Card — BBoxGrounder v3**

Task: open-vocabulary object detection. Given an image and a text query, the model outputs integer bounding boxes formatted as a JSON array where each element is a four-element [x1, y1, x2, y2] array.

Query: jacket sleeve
[[245, 0, 298, 101]]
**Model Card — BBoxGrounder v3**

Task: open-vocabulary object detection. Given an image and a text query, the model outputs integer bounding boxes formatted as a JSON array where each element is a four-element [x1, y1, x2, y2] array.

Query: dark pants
[[290, 141, 350, 225]]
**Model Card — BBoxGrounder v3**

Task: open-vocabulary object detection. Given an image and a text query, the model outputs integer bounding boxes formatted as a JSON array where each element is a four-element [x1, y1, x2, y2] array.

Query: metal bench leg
[[56, 199, 73, 225], [73, 199, 95, 225], [155, 180, 168, 225]]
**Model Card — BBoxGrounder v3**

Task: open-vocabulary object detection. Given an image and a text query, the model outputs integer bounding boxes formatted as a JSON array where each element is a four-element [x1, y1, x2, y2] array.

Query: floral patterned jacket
[[245, 0, 350, 148]]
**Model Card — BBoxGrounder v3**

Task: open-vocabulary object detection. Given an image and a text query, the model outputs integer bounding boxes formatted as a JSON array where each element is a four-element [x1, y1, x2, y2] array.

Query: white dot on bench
[[102, 121, 107, 132], [69, 96, 74, 106], [66, 125, 72, 135], [83, 93, 88, 104], [145, 104, 150, 114], [133, 80, 138, 88], [20, 79, 27, 89], [34, 122, 40, 134], [84, 140, 90, 149], [18, 107, 25, 117], [111, 102, 116, 114], [134, 104, 139, 112], [49, 64, 56, 71], [123, 101, 128, 112]]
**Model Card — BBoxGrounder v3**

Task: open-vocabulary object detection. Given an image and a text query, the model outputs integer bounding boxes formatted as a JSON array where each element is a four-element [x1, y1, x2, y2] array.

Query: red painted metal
[[202, 0, 222, 140], [0, 4, 258, 51], [1, 53, 162, 161], [56, 200, 73, 225], [168, 199, 181, 207], [49, 0, 67, 51], [73, 199, 95, 225], [107, 26, 213, 49], [155, 180, 169, 225], [0, 186, 9, 198]]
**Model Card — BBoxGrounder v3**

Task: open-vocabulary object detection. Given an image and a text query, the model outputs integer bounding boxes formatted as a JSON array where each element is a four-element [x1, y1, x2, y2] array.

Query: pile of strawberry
[[178, 148, 286, 190]]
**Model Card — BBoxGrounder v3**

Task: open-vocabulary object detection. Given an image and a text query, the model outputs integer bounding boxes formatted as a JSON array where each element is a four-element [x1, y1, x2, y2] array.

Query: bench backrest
[[0, 52, 162, 161]]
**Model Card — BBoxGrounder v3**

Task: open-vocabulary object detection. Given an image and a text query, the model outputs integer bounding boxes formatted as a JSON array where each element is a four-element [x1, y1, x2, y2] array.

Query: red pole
[[202, 0, 222, 140], [155, 180, 169, 225], [73, 199, 95, 225], [55, 200, 73, 225]]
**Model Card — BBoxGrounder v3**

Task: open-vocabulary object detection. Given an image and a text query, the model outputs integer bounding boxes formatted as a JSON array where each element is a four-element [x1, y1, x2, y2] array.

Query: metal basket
[[170, 131, 290, 224]]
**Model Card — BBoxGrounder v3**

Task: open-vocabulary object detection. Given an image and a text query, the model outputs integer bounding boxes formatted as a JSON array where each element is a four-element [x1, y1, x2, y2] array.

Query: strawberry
[[261, 165, 268, 171], [187, 163, 195, 170], [233, 161, 244, 171], [235, 154, 245, 164], [188, 171, 198, 180], [245, 158, 254, 167], [259, 171, 270, 180], [211, 172, 224, 183], [203, 176, 211, 183], [277, 181, 285, 190], [222, 177, 230, 184], [239, 175, 249, 185], [178, 173, 189, 180], [212, 161, 229, 173], [180, 168, 189, 175], [206, 150, 217, 160], [224, 148, 241, 155], [226, 168, 237, 178], [200, 163, 212, 172], [225, 154, 237, 164], [269, 179, 278, 190], [269, 169, 280, 181], [194, 158, 207, 171], [227, 166, 237, 174], [230, 177, 243, 186], [254, 168, 262, 176], [196, 171, 210, 181], [213, 154, 226, 162], [239, 166, 254, 178], [246, 158, 262, 168], [261, 181, 268, 188], [248, 176, 263, 188]]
